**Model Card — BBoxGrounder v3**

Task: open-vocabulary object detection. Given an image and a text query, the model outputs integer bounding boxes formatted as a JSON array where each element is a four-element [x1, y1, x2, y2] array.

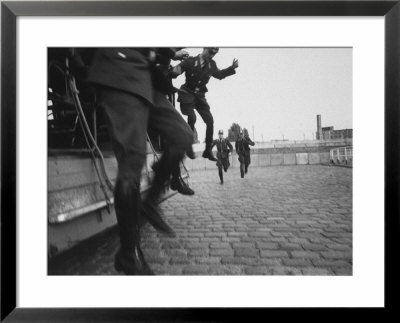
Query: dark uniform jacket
[[87, 48, 178, 105], [152, 48, 184, 95], [235, 136, 255, 155], [211, 138, 233, 159], [172, 55, 236, 100]]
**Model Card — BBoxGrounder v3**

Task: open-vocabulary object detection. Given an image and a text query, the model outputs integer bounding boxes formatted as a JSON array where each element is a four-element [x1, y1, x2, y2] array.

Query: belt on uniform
[[182, 85, 202, 94]]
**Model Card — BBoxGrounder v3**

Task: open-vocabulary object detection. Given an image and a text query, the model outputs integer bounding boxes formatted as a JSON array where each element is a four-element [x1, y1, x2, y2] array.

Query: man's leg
[[113, 158, 153, 275], [178, 102, 197, 159], [180, 102, 197, 143], [216, 159, 223, 184], [245, 153, 250, 173], [196, 99, 217, 161], [151, 155, 194, 196], [223, 158, 230, 172], [238, 154, 245, 178], [240, 163, 245, 178], [98, 87, 153, 275], [148, 92, 195, 200], [170, 164, 194, 195]]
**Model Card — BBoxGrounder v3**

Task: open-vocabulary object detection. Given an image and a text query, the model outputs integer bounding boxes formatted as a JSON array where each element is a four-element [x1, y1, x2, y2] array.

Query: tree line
[[227, 123, 249, 142]]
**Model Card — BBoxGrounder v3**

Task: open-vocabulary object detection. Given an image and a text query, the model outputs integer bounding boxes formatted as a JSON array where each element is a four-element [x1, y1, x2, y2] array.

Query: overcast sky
[[171, 47, 352, 142]]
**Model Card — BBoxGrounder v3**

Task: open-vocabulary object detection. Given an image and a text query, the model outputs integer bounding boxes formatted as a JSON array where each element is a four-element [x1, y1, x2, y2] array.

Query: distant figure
[[170, 47, 239, 162], [211, 130, 233, 184], [87, 48, 194, 275], [235, 130, 255, 178]]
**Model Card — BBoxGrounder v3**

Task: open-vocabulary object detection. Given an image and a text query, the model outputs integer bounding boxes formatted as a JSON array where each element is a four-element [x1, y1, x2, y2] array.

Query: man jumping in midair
[[170, 48, 239, 162]]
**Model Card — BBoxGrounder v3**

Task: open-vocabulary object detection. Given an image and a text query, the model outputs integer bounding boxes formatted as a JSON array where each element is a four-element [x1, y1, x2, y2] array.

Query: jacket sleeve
[[246, 137, 255, 146], [212, 64, 236, 80], [169, 64, 183, 78], [157, 48, 177, 60], [169, 57, 191, 78]]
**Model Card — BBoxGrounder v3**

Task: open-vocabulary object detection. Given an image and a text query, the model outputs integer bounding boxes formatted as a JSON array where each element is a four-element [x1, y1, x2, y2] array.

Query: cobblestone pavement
[[49, 165, 352, 276]]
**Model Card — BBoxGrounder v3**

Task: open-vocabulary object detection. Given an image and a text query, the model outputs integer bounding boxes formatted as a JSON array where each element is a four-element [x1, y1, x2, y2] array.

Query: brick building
[[316, 115, 352, 140]]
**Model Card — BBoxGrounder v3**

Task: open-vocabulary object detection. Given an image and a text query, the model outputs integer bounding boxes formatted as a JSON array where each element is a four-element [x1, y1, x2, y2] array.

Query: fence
[[184, 142, 353, 171], [184, 150, 332, 171], [330, 146, 353, 166]]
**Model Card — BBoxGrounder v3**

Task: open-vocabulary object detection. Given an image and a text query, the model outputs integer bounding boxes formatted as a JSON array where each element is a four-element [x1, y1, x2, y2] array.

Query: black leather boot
[[114, 246, 154, 275], [202, 149, 217, 161], [219, 169, 223, 184], [171, 175, 194, 195], [113, 179, 154, 275], [136, 198, 176, 235], [141, 199, 176, 237]]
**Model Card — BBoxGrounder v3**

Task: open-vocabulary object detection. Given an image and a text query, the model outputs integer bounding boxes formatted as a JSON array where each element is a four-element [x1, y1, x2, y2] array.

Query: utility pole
[[252, 125, 255, 141]]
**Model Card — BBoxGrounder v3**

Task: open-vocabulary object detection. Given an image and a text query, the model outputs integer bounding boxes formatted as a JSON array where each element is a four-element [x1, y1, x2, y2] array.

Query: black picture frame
[[1, 0, 399, 321]]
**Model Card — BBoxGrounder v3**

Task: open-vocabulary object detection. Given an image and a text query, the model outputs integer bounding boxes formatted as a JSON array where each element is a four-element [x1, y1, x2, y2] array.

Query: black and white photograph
[[47, 47, 353, 276], [4, 5, 395, 314]]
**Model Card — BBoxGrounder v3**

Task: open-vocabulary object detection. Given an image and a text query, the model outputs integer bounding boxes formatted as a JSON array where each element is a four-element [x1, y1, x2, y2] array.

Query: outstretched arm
[[173, 49, 189, 61], [169, 55, 190, 78], [169, 64, 184, 78], [212, 58, 239, 80], [247, 137, 255, 146]]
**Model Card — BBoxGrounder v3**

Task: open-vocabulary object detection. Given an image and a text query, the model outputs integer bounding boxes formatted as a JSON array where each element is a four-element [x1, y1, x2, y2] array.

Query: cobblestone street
[[49, 165, 352, 275]]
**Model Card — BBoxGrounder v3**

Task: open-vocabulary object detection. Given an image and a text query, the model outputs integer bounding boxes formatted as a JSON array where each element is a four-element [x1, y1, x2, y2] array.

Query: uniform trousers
[[98, 86, 193, 253], [238, 150, 251, 167], [216, 153, 230, 172], [179, 91, 214, 147]]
